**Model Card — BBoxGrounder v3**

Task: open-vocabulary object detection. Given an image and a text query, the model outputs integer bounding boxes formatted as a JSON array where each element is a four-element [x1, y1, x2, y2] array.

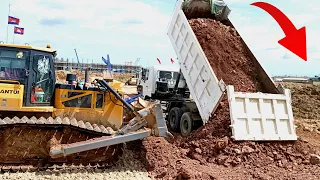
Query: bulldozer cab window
[[0, 49, 27, 82], [31, 54, 54, 103], [96, 93, 104, 108]]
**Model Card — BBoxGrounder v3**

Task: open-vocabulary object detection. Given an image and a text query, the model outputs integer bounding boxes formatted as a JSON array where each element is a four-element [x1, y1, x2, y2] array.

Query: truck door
[[143, 69, 151, 96]]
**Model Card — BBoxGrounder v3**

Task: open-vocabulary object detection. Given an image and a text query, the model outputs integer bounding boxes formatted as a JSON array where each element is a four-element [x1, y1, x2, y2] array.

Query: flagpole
[[12, 34, 15, 44], [6, 4, 11, 43]]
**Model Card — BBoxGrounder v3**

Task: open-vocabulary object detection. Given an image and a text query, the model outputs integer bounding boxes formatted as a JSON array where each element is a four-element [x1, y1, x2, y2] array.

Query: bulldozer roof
[[0, 43, 56, 53]]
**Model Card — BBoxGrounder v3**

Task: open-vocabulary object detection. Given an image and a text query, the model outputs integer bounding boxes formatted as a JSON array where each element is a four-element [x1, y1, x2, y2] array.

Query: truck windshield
[[0, 48, 27, 82], [159, 71, 173, 79]]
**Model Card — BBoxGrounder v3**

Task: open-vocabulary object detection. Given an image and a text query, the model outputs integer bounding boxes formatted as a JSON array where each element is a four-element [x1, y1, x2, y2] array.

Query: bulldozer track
[[0, 116, 124, 172]]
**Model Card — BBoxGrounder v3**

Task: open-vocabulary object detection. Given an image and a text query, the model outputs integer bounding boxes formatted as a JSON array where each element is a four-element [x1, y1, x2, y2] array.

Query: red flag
[[157, 58, 161, 64], [8, 16, 20, 25], [170, 58, 174, 63], [14, 27, 24, 35]]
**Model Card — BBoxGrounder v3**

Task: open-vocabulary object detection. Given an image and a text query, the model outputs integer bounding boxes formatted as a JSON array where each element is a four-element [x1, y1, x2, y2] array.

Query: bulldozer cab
[[0, 43, 56, 107]]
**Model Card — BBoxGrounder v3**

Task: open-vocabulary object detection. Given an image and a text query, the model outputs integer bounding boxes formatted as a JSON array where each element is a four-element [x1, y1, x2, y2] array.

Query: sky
[[0, 0, 319, 77]]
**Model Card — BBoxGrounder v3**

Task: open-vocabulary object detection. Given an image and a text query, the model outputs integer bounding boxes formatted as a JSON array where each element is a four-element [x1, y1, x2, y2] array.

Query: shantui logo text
[[0, 90, 20, 94]]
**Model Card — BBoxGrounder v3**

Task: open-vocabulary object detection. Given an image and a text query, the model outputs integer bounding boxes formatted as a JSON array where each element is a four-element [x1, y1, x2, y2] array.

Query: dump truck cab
[[137, 65, 189, 99], [0, 43, 56, 108]]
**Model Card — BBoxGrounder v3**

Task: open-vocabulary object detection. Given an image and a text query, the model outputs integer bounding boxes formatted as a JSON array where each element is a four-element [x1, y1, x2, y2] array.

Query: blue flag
[[102, 55, 112, 76]]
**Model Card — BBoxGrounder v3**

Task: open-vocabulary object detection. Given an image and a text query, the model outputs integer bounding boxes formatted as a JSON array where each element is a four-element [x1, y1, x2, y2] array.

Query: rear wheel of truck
[[168, 107, 183, 132], [180, 112, 193, 137]]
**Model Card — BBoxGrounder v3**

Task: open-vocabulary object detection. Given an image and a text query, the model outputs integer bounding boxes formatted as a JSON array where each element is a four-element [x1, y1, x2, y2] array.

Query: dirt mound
[[55, 70, 104, 83], [171, 97, 316, 168], [282, 82, 320, 120], [129, 138, 250, 179], [138, 19, 320, 179], [137, 133, 318, 179], [55, 71, 67, 82], [55, 70, 135, 84]]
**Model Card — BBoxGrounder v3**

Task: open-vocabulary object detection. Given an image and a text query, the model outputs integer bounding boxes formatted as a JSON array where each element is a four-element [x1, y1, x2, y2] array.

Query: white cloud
[[2, 0, 177, 65], [288, 13, 320, 25], [11, 0, 170, 36], [1, 0, 319, 74]]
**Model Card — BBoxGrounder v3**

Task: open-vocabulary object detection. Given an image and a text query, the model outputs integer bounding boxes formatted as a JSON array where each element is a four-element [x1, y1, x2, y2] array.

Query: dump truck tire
[[180, 112, 193, 137], [168, 107, 183, 132]]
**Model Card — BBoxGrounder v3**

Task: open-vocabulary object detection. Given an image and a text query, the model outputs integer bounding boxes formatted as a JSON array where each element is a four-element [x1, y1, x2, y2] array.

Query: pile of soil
[[55, 70, 103, 83], [132, 136, 319, 179], [137, 102, 318, 179], [55, 70, 135, 84], [136, 18, 320, 179], [281, 82, 320, 146], [282, 82, 320, 120]]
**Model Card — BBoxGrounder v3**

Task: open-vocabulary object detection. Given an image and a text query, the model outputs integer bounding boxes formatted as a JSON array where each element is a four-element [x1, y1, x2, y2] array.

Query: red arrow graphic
[[251, 2, 307, 61]]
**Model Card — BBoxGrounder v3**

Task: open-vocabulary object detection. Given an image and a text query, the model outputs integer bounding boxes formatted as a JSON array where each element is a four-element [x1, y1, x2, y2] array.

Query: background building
[[54, 58, 141, 73]]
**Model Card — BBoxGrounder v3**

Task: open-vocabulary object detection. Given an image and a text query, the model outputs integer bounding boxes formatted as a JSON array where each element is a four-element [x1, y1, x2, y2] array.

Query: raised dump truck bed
[[167, 0, 297, 140]]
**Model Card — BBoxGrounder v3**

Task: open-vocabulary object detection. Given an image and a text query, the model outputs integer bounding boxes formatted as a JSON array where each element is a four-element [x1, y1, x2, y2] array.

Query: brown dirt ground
[[130, 19, 320, 179], [281, 82, 320, 152], [281, 82, 320, 120]]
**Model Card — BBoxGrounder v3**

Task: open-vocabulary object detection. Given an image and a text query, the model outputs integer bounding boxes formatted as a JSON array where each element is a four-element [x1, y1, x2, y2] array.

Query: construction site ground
[[1, 82, 319, 180]]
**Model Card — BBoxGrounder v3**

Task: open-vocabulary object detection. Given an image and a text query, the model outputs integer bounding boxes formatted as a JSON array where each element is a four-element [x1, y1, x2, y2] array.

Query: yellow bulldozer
[[0, 43, 170, 171]]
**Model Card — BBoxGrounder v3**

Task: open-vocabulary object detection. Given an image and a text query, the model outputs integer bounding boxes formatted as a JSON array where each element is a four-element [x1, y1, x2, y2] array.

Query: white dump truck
[[138, 0, 297, 141]]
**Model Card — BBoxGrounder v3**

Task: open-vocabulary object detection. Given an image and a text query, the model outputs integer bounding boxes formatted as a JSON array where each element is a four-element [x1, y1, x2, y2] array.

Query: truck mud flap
[[226, 85, 298, 141]]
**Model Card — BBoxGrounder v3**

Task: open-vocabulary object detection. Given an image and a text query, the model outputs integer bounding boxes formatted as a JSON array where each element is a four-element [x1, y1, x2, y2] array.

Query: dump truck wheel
[[180, 112, 193, 137], [168, 107, 183, 132]]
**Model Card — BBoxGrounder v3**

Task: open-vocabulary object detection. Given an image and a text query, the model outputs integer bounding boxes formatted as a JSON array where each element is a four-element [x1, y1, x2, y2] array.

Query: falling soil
[[136, 19, 320, 179], [190, 18, 265, 93]]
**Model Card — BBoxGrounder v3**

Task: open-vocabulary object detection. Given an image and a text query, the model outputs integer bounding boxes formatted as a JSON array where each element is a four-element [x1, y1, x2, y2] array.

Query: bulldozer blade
[[51, 131, 150, 158], [49, 103, 170, 158]]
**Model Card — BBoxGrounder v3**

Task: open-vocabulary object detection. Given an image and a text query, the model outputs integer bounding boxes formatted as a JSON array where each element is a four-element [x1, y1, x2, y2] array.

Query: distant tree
[[61, 58, 65, 62]]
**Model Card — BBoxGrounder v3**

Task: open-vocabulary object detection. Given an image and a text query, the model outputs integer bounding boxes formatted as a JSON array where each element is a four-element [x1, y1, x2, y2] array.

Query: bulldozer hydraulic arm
[[96, 79, 135, 113]]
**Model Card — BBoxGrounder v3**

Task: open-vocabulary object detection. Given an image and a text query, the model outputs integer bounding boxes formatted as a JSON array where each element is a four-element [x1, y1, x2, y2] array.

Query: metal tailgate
[[227, 85, 297, 141], [167, 0, 226, 124]]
